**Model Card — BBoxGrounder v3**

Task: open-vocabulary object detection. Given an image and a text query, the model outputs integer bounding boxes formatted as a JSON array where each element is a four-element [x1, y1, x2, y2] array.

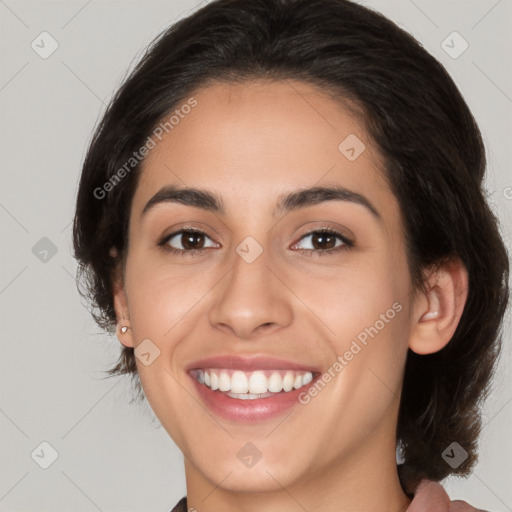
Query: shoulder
[[407, 479, 488, 512], [171, 485, 490, 512]]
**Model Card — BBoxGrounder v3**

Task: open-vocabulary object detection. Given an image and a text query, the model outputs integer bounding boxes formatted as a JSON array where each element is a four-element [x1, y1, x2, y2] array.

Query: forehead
[[131, 79, 396, 222]]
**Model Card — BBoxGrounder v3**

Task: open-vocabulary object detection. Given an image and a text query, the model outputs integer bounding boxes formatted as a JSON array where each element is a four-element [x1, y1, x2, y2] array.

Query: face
[[116, 80, 416, 494]]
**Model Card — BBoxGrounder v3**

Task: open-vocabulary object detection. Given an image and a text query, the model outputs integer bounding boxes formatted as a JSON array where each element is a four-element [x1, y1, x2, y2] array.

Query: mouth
[[186, 355, 321, 423], [189, 368, 314, 399]]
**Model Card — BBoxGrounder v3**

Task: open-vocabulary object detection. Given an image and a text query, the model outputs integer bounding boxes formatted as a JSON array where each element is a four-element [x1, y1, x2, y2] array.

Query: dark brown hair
[[72, 0, 509, 496]]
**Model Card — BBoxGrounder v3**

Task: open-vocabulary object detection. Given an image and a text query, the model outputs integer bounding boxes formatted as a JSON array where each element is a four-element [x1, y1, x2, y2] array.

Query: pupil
[[183, 232, 203, 250], [314, 233, 334, 250]]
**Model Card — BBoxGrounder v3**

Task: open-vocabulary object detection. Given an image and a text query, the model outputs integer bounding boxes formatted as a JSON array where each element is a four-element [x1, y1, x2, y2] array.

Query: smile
[[188, 368, 320, 423], [190, 368, 314, 399]]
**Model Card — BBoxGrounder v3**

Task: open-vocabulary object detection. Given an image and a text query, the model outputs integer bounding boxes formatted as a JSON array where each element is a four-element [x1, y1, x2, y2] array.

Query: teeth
[[219, 371, 231, 392], [210, 371, 219, 391], [226, 391, 274, 400], [193, 369, 314, 397], [249, 371, 268, 394], [282, 372, 294, 392], [268, 372, 283, 393], [231, 371, 249, 394]]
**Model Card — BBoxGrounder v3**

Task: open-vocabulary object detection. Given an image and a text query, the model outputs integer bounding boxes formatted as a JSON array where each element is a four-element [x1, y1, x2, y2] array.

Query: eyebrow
[[141, 184, 381, 219], [274, 185, 380, 219], [141, 185, 225, 217]]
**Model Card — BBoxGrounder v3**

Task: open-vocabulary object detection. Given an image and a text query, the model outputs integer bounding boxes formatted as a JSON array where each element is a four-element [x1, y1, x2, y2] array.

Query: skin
[[113, 79, 468, 512]]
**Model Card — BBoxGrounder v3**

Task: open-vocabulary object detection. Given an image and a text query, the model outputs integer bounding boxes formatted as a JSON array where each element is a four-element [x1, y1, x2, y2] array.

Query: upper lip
[[186, 354, 321, 373]]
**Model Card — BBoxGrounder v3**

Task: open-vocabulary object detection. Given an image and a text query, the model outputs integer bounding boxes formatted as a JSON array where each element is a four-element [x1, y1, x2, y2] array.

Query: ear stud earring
[[120, 325, 129, 333]]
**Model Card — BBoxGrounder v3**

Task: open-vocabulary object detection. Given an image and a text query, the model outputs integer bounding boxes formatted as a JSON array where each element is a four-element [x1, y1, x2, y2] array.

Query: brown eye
[[181, 231, 205, 250], [292, 229, 353, 255], [310, 232, 337, 250], [162, 229, 218, 253]]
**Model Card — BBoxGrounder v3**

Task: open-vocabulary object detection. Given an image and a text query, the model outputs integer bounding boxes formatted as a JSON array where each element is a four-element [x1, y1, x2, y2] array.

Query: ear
[[409, 258, 468, 355], [111, 247, 134, 348]]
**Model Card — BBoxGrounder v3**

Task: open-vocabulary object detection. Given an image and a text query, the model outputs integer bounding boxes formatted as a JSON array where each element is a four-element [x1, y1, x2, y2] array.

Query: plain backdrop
[[1, 1, 511, 511]]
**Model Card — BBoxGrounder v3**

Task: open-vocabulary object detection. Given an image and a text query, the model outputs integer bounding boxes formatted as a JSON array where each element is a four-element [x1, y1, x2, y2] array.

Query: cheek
[[320, 249, 411, 421], [124, 252, 213, 341], [288, 252, 409, 343], [289, 245, 412, 405]]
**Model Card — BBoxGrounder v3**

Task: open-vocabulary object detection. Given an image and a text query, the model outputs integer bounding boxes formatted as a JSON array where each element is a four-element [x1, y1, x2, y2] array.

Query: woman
[[72, 0, 509, 510]]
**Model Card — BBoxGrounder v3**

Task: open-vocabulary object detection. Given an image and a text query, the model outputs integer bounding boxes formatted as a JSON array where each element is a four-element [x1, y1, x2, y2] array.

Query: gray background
[[1, 1, 511, 511]]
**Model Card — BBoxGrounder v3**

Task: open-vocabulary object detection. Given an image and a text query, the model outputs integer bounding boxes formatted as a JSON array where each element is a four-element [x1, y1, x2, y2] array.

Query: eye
[[291, 229, 353, 255], [159, 229, 219, 255]]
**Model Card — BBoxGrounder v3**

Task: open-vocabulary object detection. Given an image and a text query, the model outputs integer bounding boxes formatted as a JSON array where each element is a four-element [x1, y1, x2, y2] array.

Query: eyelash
[[158, 229, 217, 256], [295, 228, 354, 257], [158, 228, 354, 257]]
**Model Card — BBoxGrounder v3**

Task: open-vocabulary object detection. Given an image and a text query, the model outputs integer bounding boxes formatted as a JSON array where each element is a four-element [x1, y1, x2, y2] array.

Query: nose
[[208, 247, 293, 340]]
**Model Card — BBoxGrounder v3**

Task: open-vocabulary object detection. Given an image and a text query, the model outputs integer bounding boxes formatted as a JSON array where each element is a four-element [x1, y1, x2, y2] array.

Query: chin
[[210, 465, 299, 494]]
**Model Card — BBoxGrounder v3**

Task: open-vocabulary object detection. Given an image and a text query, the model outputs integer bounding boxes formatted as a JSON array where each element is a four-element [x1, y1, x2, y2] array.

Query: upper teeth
[[194, 369, 313, 394]]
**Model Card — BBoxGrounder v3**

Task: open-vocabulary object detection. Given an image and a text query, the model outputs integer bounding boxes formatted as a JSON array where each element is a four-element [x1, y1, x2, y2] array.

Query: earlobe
[[111, 249, 134, 348], [115, 320, 133, 347], [113, 285, 134, 348], [409, 259, 468, 355]]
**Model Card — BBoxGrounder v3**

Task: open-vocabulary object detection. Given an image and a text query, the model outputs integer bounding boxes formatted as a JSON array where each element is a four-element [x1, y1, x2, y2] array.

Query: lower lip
[[189, 373, 317, 423]]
